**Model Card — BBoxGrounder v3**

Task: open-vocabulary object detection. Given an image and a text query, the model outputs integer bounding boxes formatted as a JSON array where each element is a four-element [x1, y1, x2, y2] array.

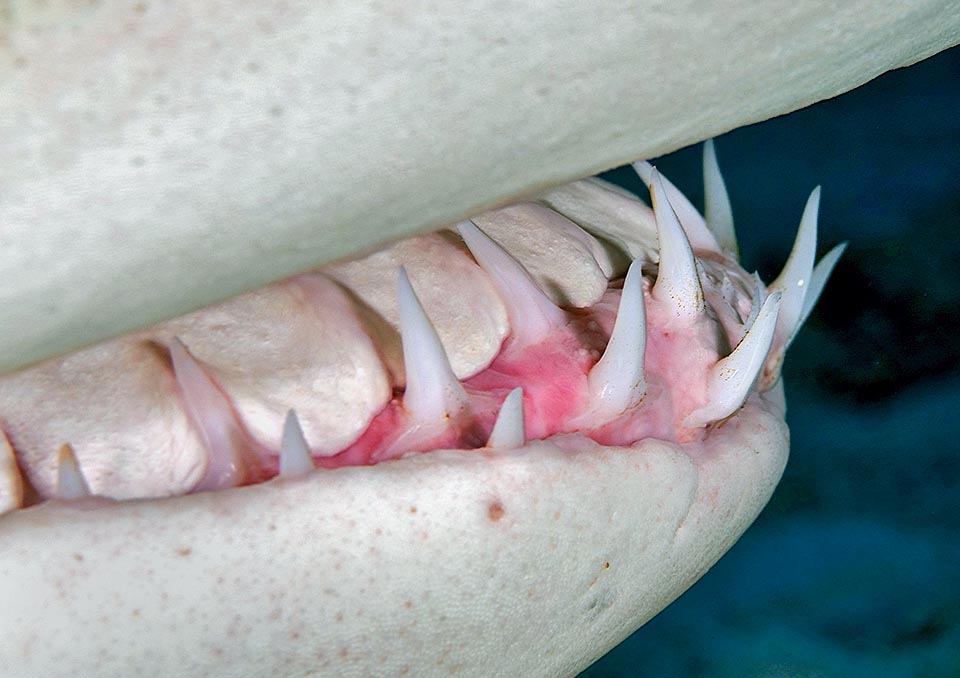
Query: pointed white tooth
[[56, 444, 92, 500], [169, 337, 247, 491], [648, 168, 705, 319], [588, 259, 646, 417], [0, 431, 24, 514], [279, 410, 314, 478], [684, 292, 782, 428], [796, 242, 847, 338], [397, 267, 468, 422], [487, 387, 526, 449], [770, 187, 821, 351], [456, 221, 566, 347], [703, 140, 738, 257], [633, 160, 720, 253]]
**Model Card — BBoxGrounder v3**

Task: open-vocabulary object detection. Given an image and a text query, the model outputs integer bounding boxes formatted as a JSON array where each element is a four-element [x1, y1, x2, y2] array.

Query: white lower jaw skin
[[0, 152, 838, 676]]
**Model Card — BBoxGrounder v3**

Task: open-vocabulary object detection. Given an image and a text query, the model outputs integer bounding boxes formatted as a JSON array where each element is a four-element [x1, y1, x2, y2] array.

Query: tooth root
[[684, 292, 782, 428], [279, 410, 314, 478], [56, 443, 92, 500], [0, 430, 24, 514], [397, 267, 468, 423], [169, 337, 248, 492], [797, 242, 847, 334], [633, 160, 721, 254], [770, 187, 821, 351], [703, 140, 738, 257], [648, 168, 706, 319], [456, 220, 566, 347], [487, 387, 526, 449], [588, 259, 647, 417]]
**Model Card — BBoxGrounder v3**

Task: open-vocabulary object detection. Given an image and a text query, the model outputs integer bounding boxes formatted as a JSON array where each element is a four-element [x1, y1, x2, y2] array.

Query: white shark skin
[[0, 3, 957, 677], [2, 0, 959, 373]]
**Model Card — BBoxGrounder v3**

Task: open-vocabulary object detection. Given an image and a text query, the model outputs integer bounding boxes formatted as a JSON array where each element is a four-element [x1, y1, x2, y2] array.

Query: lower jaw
[[0, 390, 788, 677], [0, 156, 810, 676]]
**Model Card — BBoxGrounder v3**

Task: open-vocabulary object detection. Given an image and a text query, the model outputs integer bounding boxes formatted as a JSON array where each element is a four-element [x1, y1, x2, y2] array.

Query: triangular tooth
[[397, 267, 468, 422], [56, 443, 92, 500], [279, 410, 314, 478], [703, 140, 738, 257], [487, 387, 525, 449], [588, 259, 646, 417], [633, 160, 721, 254], [770, 187, 821, 351], [169, 337, 248, 492], [796, 242, 847, 338], [648, 168, 706, 319], [684, 291, 782, 428], [0, 430, 24, 514], [456, 220, 566, 347]]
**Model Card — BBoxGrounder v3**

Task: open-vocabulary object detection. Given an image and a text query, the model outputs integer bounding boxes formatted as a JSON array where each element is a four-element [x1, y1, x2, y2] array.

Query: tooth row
[[14, 139, 841, 506]]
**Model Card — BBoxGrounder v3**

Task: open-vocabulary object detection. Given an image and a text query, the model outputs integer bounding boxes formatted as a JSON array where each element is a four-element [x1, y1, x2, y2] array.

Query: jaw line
[[1, 0, 958, 373]]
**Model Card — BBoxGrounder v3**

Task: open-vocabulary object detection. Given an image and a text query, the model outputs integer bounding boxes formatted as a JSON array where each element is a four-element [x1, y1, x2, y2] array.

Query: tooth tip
[[488, 387, 525, 449], [649, 170, 705, 318], [397, 266, 467, 423], [280, 409, 314, 478], [587, 259, 647, 418], [57, 443, 92, 500], [632, 160, 654, 183], [457, 219, 563, 346], [684, 291, 781, 428]]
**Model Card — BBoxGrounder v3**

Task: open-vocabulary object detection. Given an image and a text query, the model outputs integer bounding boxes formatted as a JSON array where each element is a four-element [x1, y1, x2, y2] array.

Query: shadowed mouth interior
[[0, 142, 844, 513]]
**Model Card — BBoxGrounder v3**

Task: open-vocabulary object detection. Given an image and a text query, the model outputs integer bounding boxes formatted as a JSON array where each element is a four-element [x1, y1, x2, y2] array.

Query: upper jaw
[[2, 0, 956, 373]]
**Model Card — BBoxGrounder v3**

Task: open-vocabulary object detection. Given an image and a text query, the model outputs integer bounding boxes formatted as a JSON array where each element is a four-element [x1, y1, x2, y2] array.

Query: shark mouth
[[0, 144, 842, 676]]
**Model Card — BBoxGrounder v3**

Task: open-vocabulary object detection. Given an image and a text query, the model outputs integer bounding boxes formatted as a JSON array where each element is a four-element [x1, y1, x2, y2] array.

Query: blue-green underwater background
[[583, 45, 960, 678]]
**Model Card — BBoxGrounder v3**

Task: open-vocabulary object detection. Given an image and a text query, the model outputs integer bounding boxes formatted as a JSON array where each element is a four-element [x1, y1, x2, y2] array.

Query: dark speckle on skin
[[269, 104, 284, 117], [487, 500, 505, 522], [177, 547, 192, 557], [72, 553, 83, 562]]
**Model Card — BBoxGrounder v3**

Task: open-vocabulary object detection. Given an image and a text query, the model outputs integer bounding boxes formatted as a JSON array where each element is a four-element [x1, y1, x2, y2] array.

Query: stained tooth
[[169, 337, 249, 492], [56, 444, 91, 500], [770, 187, 821, 350], [648, 168, 706, 319], [397, 267, 468, 422], [703, 140, 738, 257], [633, 160, 721, 254], [487, 387, 525, 449], [456, 220, 566, 347], [797, 241, 847, 333], [279, 410, 314, 478], [0, 431, 24, 514], [684, 292, 782, 428], [588, 259, 646, 417]]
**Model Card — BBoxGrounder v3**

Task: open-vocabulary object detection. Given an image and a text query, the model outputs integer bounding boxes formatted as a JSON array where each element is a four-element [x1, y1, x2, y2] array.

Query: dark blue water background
[[584, 46, 960, 677]]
